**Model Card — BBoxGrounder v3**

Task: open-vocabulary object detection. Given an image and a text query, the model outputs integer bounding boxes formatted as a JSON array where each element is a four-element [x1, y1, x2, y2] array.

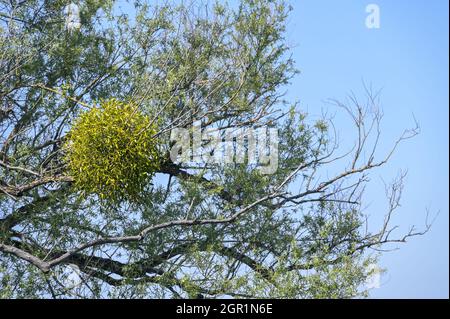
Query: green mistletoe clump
[[64, 99, 160, 203]]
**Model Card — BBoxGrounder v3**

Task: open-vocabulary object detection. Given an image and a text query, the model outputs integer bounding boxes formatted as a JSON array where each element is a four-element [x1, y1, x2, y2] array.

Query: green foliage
[[64, 99, 160, 203], [0, 0, 403, 299]]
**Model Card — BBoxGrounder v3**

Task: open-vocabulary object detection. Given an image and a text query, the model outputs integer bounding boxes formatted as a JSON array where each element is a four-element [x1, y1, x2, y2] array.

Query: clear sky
[[286, 0, 449, 298]]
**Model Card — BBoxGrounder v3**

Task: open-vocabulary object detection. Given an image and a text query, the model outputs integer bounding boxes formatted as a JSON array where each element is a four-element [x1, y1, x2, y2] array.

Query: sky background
[[285, 0, 449, 298]]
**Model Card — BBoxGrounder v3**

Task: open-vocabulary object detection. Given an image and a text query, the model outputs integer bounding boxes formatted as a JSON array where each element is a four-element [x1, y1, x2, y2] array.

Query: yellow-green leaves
[[64, 99, 160, 203]]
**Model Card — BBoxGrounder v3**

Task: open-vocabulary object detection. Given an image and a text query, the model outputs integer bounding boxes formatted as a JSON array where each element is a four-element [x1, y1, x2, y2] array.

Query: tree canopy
[[0, 0, 428, 298]]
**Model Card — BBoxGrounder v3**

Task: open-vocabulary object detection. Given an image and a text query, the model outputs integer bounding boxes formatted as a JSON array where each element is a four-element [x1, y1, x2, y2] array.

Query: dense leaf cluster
[[64, 99, 159, 202]]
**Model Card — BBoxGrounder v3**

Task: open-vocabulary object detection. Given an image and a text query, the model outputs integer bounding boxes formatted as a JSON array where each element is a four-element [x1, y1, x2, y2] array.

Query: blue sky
[[286, 0, 449, 298]]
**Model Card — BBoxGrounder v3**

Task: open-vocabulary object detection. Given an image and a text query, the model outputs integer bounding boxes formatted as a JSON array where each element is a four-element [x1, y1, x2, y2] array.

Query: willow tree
[[0, 0, 428, 298]]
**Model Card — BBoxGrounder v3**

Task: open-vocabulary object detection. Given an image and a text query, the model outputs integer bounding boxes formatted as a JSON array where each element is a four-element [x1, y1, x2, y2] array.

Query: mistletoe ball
[[64, 99, 160, 202]]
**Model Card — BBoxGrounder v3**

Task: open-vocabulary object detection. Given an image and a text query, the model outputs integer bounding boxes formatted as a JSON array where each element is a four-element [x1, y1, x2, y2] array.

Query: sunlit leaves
[[64, 99, 160, 203]]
